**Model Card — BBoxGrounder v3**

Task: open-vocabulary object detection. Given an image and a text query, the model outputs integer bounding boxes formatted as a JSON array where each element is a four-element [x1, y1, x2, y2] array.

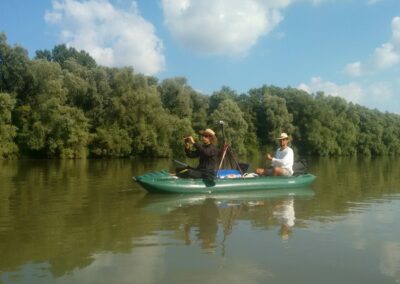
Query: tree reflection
[[1, 157, 400, 282], [184, 198, 220, 251]]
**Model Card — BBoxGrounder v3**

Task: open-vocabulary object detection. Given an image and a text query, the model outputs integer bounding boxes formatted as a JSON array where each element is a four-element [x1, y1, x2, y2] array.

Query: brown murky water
[[1, 157, 399, 284]]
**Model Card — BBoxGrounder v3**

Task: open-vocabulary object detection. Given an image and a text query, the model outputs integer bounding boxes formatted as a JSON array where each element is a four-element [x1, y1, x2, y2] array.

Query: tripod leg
[[227, 147, 244, 176], [217, 143, 229, 175]]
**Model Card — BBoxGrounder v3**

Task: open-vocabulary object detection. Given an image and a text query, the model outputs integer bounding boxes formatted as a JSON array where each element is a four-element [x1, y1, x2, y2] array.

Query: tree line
[[1, 33, 400, 159]]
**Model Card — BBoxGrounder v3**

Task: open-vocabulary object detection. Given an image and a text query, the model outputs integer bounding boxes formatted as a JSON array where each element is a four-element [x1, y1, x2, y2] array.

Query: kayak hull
[[134, 170, 316, 194]]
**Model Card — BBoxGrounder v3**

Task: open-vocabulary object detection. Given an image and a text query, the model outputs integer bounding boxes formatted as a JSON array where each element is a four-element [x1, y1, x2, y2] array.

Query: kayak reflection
[[141, 188, 314, 252]]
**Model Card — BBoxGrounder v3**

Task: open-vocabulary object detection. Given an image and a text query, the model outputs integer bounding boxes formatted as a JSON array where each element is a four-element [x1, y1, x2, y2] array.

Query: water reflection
[[380, 242, 400, 281], [1, 158, 400, 284], [141, 189, 313, 255], [184, 198, 219, 250], [273, 197, 295, 241]]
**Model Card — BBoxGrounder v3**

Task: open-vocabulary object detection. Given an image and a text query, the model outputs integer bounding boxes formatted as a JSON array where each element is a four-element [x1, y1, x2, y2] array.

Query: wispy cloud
[[298, 16, 400, 113], [298, 77, 400, 113], [298, 77, 365, 103], [45, 0, 165, 75], [367, 0, 383, 5], [344, 17, 400, 77], [160, 0, 295, 56]]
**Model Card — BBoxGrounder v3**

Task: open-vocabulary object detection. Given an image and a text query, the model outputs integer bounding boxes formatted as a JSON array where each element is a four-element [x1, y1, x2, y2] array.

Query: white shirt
[[272, 146, 294, 175], [273, 198, 295, 227]]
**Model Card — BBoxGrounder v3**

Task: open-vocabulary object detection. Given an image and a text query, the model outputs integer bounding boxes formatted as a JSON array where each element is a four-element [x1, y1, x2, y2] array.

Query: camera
[[183, 136, 191, 143]]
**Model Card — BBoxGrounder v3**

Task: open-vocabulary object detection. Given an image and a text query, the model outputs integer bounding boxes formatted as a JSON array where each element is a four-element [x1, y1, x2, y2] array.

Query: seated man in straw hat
[[177, 128, 219, 181], [256, 133, 294, 176]]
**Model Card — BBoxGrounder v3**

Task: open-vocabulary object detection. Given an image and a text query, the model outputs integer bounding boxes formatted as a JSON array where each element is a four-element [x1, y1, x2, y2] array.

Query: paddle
[[173, 159, 189, 168]]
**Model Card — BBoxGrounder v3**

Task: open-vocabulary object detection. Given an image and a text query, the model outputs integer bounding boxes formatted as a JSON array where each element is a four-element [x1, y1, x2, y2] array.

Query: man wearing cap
[[177, 128, 219, 181], [256, 133, 294, 176]]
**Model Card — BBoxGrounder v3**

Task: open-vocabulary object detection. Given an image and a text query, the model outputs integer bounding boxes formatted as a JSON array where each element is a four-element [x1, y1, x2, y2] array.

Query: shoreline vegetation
[[1, 32, 400, 159]]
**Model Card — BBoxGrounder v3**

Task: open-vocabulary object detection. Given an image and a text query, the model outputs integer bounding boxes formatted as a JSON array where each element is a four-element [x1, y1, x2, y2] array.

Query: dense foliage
[[1, 33, 400, 159]]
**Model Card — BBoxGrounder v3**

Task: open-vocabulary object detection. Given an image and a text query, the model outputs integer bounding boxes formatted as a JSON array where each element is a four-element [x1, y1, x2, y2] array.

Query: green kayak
[[134, 170, 316, 194]]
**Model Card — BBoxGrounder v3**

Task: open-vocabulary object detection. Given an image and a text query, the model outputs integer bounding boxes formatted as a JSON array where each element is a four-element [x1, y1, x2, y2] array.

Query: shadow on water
[[0, 157, 399, 283]]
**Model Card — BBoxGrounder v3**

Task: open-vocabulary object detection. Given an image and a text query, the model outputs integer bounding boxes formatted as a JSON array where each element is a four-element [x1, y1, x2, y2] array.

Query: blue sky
[[1, 0, 400, 113]]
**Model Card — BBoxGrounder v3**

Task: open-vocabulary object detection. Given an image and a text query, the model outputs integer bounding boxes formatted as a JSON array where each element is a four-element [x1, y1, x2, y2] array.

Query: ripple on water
[[0, 218, 12, 233]]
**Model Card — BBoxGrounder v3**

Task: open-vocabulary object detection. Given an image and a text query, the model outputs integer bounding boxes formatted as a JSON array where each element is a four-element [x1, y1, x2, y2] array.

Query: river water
[[0, 157, 399, 284]]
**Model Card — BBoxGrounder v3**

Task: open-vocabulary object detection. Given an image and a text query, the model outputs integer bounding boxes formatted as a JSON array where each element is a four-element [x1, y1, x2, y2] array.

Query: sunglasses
[[202, 134, 211, 138]]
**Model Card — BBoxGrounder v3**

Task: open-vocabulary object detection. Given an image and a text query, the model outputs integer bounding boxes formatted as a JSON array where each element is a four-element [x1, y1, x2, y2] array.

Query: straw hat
[[199, 128, 216, 136], [276, 133, 290, 140]]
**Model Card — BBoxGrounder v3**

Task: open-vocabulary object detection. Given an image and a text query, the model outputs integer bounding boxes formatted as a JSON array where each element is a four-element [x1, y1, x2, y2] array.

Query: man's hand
[[184, 136, 195, 149], [187, 136, 195, 144], [266, 154, 273, 160]]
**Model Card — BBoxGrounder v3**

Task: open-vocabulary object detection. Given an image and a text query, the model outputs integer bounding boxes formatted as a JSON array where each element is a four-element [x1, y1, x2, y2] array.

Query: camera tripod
[[217, 121, 245, 176]]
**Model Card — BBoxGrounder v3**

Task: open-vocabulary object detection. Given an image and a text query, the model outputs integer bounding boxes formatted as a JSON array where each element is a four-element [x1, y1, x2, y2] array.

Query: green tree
[[168, 117, 194, 158], [189, 91, 209, 132], [63, 59, 90, 109], [13, 59, 90, 158], [209, 86, 238, 113], [382, 113, 400, 155], [236, 93, 260, 155], [0, 33, 31, 94], [261, 94, 294, 146], [158, 77, 193, 119], [35, 49, 52, 61], [304, 94, 341, 156], [14, 60, 66, 155], [210, 99, 248, 156], [82, 67, 112, 129], [46, 103, 90, 158], [102, 67, 186, 157], [0, 93, 18, 158], [26, 59, 67, 105], [325, 96, 358, 156], [3, 33, 400, 159], [35, 44, 96, 68], [90, 124, 132, 157], [356, 107, 386, 156], [17, 99, 89, 158]]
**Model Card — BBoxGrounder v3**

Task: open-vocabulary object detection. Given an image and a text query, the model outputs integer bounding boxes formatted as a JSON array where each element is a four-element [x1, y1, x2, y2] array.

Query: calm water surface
[[0, 157, 400, 284]]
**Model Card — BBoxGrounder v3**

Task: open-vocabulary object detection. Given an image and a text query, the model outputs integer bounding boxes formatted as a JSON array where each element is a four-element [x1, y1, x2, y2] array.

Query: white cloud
[[161, 0, 293, 56], [373, 43, 400, 69], [298, 77, 400, 113], [322, 17, 400, 113], [45, 0, 165, 75], [367, 0, 382, 5], [367, 81, 394, 101], [344, 61, 362, 77], [391, 16, 400, 45], [344, 16, 400, 77], [298, 77, 364, 103]]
